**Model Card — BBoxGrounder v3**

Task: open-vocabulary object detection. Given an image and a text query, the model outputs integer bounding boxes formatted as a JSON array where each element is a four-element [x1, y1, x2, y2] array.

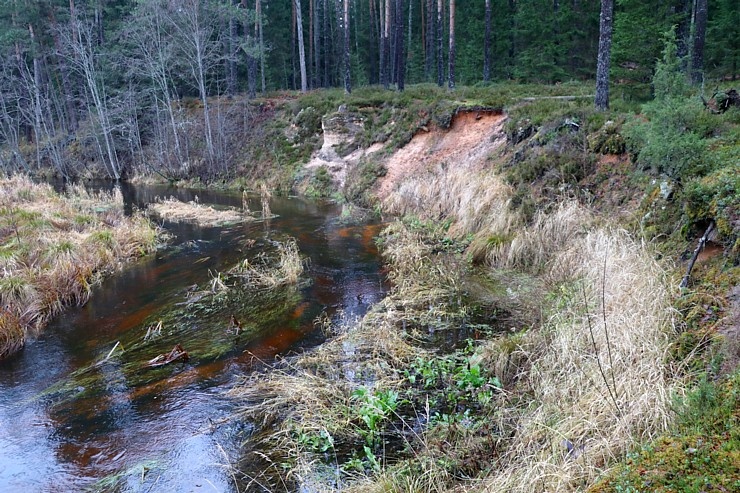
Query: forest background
[[0, 0, 737, 181]]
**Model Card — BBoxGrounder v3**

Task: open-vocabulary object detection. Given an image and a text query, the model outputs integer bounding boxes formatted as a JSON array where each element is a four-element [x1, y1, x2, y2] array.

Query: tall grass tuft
[[472, 223, 679, 492], [382, 164, 519, 240], [234, 238, 305, 288], [0, 176, 160, 358]]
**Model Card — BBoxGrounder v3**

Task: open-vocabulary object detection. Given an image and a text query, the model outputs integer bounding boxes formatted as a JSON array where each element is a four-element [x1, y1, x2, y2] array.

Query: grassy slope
[[221, 81, 738, 491]]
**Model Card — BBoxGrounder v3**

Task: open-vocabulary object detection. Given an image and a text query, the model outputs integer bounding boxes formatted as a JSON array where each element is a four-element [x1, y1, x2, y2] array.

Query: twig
[[104, 341, 122, 361], [679, 221, 715, 289], [581, 282, 622, 418], [601, 248, 619, 404]]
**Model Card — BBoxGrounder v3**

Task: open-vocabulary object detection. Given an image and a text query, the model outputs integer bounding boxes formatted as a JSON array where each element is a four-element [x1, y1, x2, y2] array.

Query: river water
[[0, 185, 386, 492]]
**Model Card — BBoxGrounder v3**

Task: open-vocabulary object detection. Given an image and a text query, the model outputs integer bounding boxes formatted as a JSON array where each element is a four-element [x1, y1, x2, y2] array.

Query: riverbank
[[0, 177, 160, 359], [225, 81, 738, 490]]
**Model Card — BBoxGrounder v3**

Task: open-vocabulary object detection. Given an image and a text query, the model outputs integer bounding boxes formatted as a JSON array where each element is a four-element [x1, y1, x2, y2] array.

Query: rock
[[659, 180, 674, 200]]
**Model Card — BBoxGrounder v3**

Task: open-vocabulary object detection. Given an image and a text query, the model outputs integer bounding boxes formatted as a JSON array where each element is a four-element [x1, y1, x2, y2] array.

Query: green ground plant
[[590, 371, 740, 493]]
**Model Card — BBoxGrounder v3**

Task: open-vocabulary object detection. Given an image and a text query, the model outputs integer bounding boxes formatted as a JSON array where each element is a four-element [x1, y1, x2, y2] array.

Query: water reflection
[[0, 185, 386, 492]]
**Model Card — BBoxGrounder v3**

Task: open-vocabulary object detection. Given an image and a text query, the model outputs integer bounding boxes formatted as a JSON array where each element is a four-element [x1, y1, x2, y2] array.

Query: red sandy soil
[[376, 111, 507, 199]]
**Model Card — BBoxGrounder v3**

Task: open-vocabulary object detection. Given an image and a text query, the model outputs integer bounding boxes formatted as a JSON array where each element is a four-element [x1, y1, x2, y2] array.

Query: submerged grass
[[233, 238, 305, 288], [0, 176, 160, 359]]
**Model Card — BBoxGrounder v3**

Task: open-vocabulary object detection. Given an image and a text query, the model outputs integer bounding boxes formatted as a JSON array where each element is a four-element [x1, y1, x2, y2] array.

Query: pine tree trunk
[[483, 0, 491, 81], [291, 0, 297, 89], [595, 0, 614, 110], [369, 0, 379, 83], [314, 0, 321, 87], [323, 0, 329, 87], [343, 0, 351, 93], [396, 0, 406, 90], [309, 0, 314, 87], [425, 0, 433, 80], [295, 0, 308, 92], [436, 0, 443, 86], [676, 0, 691, 66], [691, 0, 707, 85], [448, 0, 455, 89], [382, 0, 391, 88]]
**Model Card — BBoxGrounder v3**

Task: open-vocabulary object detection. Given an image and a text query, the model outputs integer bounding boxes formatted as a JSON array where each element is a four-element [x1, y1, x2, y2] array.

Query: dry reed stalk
[[471, 227, 680, 492], [260, 184, 272, 219]]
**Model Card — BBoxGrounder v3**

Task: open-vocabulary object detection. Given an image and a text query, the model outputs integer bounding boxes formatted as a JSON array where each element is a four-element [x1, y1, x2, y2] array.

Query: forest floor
[[230, 84, 739, 492]]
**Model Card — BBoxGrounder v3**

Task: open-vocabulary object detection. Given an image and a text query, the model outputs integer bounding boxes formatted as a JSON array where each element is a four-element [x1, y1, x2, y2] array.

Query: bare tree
[[60, 17, 122, 179], [127, 0, 186, 174], [170, 0, 220, 164]]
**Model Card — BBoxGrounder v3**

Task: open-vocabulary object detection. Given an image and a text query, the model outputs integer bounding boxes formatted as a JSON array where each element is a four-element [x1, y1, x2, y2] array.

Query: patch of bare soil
[[376, 111, 507, 199], [583, 153, 644, 218], [304, 112, 382, 189], [148, 197, 250, 227]]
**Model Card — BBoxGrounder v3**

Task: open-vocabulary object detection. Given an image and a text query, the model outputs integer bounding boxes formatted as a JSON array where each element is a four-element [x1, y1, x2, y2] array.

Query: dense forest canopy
[[0, 0, 736, 179]]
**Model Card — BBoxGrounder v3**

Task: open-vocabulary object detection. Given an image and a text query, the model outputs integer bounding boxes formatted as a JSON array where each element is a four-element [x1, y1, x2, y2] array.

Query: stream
[[0, 184, 387, 492]]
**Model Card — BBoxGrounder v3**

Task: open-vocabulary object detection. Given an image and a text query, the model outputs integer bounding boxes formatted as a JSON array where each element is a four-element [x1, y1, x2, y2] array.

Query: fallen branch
[[145, 344, 190, 368], [520, 95, 595, 102], [679, 221, 715, 289]]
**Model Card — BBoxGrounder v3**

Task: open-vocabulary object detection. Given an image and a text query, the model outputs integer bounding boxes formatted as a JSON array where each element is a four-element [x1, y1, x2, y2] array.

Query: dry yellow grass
[[469, 214, 679, 492], [234, 238, 305, 288], [382, 164, 519, 239], [0, 175, 160, 358], [147, 196, 250, 226]]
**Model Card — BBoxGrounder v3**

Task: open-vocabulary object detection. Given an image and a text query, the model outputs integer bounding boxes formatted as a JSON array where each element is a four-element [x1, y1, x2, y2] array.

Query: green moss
[[591, 372, 740, 493], [305, 166, 334, 198]]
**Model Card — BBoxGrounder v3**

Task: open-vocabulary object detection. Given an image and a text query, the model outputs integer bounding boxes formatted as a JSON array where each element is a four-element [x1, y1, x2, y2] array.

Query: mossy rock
[[588, 121, 626, 154]]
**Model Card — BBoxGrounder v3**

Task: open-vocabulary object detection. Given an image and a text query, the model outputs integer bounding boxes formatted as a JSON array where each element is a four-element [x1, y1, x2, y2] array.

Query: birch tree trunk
[[257, 0, 266, 93]]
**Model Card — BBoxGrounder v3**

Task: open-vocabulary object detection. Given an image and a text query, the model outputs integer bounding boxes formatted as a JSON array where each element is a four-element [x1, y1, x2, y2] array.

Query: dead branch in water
[[145, 344, 190, 368]]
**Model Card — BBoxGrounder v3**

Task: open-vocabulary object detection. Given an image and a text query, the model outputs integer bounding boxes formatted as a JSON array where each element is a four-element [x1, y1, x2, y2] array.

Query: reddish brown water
[[0, 185, 386, 492]]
